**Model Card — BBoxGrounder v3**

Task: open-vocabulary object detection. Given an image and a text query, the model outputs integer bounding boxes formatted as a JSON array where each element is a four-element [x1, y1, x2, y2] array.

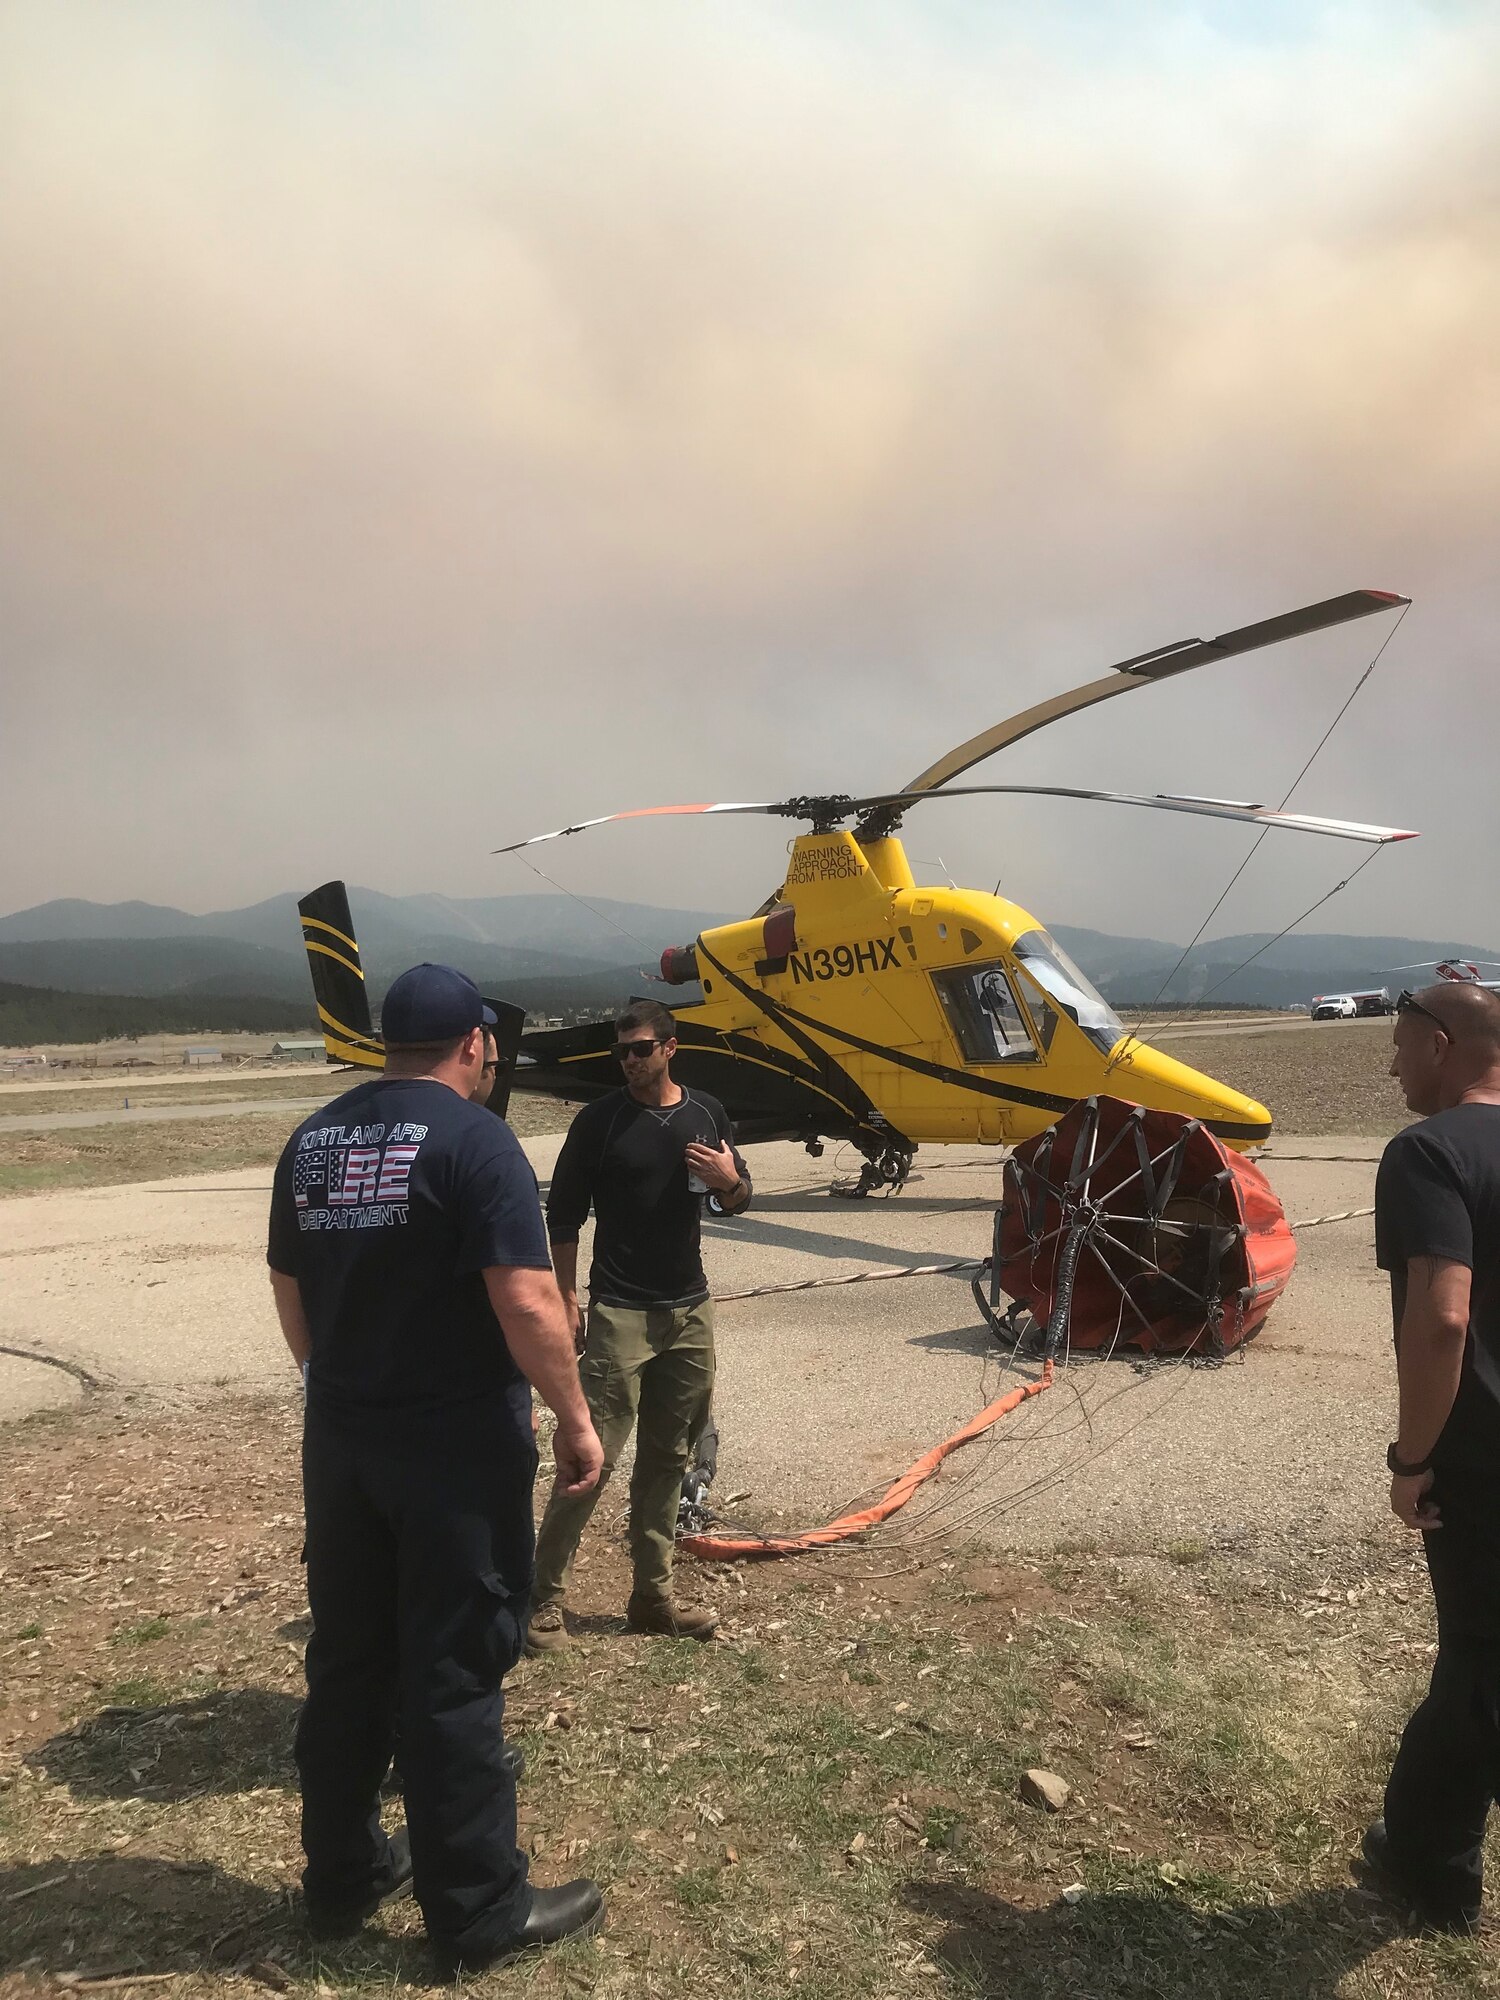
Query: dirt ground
[[5, 1017, 1484, 1996], [2, 1394, 1494, 1999], [0, 1094, 572, 1199], [1153, 1014, 1404, 1137]]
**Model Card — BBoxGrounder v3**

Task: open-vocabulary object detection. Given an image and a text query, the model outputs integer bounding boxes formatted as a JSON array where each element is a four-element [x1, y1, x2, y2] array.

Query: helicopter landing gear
[[830, 1142, 914, 1200], [677, 1413, 719, 1535]]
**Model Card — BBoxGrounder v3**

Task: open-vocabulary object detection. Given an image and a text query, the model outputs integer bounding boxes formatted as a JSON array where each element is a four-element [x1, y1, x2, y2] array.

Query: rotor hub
[[776, 794, 859, 833]]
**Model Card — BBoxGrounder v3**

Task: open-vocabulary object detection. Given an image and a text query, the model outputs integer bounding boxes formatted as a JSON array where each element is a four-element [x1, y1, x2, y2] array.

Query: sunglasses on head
[[1397, 990, 1451, 1037], [615, 1037, 665, 1062]]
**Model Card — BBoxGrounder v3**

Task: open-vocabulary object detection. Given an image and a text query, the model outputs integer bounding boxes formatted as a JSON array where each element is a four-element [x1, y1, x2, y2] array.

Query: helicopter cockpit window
[[931, 963, 1038, 1065], [1014, 970, 1060, 1053], [1011, 929, 1125, 1057]]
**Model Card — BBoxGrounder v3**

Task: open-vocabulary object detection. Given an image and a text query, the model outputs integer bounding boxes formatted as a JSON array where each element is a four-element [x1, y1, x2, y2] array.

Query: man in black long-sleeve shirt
[[528, 1001, 750, 1647]]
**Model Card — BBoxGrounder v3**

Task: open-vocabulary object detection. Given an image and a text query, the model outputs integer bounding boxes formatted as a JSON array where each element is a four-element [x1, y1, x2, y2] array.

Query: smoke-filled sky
[[2, 2, 1496, 947]]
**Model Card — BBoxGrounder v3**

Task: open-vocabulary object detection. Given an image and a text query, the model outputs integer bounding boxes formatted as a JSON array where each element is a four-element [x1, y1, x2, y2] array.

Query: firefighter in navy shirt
[[528, 1000, 750, 1648], [267, 963, 605, 1973]]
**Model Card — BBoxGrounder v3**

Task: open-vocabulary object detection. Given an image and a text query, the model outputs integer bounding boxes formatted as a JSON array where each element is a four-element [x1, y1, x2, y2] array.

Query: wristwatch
[[1386, 1442, 1432, 1478], [706, 1176, 746, 1217]]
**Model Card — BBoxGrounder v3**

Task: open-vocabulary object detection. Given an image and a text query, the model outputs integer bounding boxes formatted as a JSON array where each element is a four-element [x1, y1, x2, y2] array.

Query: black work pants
[[1383, 1467, 1500, 1926], [297, 1401, 536, 1956]]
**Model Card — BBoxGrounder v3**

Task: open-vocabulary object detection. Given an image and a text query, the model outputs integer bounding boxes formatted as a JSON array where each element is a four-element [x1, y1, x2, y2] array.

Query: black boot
[[1356, 1820, 1480, 1935], [434, 1879, 605, 1974], [306, 1827, 413, 1940]]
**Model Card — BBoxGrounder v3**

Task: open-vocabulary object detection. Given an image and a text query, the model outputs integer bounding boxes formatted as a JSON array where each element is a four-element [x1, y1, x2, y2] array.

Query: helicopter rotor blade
[[496, 783, 1417, 854], [1391, 959, 1500, 971], [493, 801, 780, 853], [903, 588, 1410, 794], [845, 784, 1418, 844]]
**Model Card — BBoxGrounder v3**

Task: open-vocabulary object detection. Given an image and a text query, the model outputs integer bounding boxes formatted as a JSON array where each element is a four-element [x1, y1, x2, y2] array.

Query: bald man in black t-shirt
[[1360, 981, 1500, 1934]]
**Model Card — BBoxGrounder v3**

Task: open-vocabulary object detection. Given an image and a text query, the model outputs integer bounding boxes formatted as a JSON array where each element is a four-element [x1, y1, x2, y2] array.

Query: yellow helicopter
[[300, 587, 1414, 1195]]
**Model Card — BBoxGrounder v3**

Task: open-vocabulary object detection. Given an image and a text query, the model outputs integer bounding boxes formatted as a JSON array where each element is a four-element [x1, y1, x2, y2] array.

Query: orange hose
[[679, 1359, 1054, 1561]]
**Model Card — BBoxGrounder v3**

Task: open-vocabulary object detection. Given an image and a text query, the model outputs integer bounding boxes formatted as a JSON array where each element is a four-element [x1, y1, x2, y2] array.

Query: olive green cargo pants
[[532, 1296, 715, 1609]]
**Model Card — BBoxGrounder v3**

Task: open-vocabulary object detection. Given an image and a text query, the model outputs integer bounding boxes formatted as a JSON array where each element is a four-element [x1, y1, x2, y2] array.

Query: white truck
[[1310, 988, 1392, 1020]]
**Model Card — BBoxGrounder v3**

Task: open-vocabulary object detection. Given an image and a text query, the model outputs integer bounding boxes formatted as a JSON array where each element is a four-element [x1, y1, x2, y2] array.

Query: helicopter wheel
[[830, 1142, 914, 1201]]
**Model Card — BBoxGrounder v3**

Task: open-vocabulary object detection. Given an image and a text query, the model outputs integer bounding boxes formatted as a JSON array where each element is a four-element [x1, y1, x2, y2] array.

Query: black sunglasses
[[1396, 990, 1451, 1037], [615, 1037, 665, 1062]]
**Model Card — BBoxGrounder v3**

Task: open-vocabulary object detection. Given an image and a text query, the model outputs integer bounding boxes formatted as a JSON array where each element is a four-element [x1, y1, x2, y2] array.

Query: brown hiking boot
[[624, 1593, 718, 1641], [524, 1600, 569, 1656]]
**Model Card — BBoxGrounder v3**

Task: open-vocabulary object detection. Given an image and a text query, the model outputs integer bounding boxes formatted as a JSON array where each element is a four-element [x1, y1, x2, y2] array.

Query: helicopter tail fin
[[297, 880, 385, 1069]]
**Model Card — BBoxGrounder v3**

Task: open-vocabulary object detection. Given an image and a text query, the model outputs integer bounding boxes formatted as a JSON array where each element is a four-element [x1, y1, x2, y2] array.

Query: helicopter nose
[[1102, 1038, 1272, 1148]]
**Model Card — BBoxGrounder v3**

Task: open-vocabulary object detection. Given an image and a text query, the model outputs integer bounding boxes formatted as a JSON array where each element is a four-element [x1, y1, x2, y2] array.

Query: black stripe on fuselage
[[517, 1020, 866, 1139], [698, 951, 1270, 1145], [686, 944, 911, 1152]]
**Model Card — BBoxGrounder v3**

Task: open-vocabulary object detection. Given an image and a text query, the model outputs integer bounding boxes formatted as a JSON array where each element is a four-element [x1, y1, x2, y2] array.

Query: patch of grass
[[1049, 1534, 1101, 1558], [110, 1615, 172, 1646], [1173, 1708, 1299, 1820], [921, 1805, 966, 1853], [1082, 1852, 1248, 1910], [674, 1864, 728, 1910], [101, 1673, 179, 1708], [12, 1622, 42, 1641], [1166, 1536, 1209, 1565]]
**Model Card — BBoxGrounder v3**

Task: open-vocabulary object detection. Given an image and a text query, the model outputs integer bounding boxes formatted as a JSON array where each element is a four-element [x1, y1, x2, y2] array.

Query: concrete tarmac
[[0, 1132, 1395, 1560]]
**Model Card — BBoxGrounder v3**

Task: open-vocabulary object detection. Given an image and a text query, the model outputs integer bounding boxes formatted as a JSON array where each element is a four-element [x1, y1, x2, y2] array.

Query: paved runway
[[0, 1132, 1394, 1560]]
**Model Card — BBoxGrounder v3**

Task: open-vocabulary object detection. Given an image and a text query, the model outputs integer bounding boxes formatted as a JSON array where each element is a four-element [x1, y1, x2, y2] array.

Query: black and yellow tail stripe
[[300, 913, 362, 957], [321, 1034, 385, 1069], [297, 880, 383, 1070], [315, 1002, 383, 1057], [303, 935, 366, 982]]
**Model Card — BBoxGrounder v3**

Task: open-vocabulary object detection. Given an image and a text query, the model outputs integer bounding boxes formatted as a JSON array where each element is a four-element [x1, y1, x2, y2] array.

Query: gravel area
[[1149, 1014, 1405, 1138]]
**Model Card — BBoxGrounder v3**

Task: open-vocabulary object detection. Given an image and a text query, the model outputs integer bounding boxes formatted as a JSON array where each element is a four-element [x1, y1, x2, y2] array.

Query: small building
[[271, 1040, 326, 1063], [182, 1046, 223, 1067]]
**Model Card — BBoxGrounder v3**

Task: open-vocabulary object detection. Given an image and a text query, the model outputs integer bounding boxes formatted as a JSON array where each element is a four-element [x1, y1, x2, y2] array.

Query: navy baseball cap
[[380, 963, 497, 1045]]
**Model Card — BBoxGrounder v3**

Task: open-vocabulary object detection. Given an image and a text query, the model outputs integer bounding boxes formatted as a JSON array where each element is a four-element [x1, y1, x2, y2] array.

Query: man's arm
[[483, 1264, 603, 1496], [269, 1268, 311, 1371], [546, 1115, 596, 1346], [1391, 1255, 1471, 1530], [549, 1237, 585, 1350]]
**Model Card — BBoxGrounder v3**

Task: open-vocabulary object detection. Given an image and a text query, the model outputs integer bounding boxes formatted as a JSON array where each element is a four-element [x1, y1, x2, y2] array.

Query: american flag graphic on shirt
[[290, 1120, 428, 1230], [293, 1149, 331, 1207]]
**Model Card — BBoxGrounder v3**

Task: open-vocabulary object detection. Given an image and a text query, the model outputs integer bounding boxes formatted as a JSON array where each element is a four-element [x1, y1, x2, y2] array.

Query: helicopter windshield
[[1011, 929, 1125, 1057]]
